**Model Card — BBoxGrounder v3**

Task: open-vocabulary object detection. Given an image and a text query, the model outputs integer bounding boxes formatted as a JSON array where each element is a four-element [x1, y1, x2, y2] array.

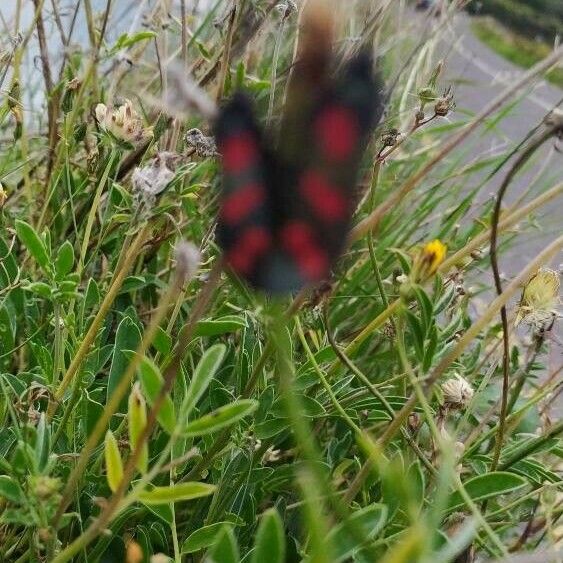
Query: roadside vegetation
[[471, 17, 563, 88], [0, 1, 561, 562]]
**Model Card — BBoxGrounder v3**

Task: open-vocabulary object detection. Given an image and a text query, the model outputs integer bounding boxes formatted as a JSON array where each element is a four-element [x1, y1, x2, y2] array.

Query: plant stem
[[343, 235, 563, 502]]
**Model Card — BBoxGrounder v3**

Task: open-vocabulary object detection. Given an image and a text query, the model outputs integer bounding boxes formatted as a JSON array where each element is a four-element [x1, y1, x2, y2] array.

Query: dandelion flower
[[412, 239, 447, 282], [515, 267, 560, 328]]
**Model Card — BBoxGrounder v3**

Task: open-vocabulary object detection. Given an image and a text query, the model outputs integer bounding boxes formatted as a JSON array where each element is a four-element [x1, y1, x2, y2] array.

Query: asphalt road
[[437, 13, 562, 275]]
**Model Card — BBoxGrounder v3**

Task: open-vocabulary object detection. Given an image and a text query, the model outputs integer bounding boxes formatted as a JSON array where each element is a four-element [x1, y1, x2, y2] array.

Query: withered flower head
[[174, 241, 201, 285], [381, 128, 401, 148], [276, 0, 298, 19], [434, 86, 455, 117], [515, 267, 560, 328], [441, 374, 474, 408], [184, 128, 218, 158], [95, 99, 153, 146]]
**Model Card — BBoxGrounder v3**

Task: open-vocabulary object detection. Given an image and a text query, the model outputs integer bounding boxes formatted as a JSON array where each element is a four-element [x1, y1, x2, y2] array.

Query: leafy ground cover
[[0, 1, 561, 562]]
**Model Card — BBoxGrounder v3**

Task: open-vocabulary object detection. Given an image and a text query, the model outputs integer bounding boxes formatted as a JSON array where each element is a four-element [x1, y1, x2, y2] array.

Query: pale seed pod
[[104, 430, 124, 493], [128, 382, 149, 474]]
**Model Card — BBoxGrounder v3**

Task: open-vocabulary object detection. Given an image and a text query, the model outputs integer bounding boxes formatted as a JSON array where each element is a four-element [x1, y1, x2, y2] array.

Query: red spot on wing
[[314, 106, 358, 161], [227, 226, 271, 275], [300, 170, 347, 220], [280, 221, 328, 280], [221, 183, 265, 224], [221, 133, 259, 174]]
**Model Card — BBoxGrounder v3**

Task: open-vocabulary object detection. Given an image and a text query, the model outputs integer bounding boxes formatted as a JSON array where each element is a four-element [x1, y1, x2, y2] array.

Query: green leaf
[[108, 316, 142, 411], [182, 521, 237, 554], [104, 430, 123, 493], [194, 315, 246, 337], [206, 526, 239, 563], [153, 326, 172, 356], [182, 344, 226, 416], [114, 30, 157, 50], [251, 508, 285, 563], [0, 475, 24, 504], [183, 399, 258, 438], [325, 504, 388, 562], [24, 282, 52, 298], [54, 240, 74, 278], [447, 472, 527, 511], [138, 356, 176, 434], [138, 482, 216, 505], [15, 220, 50, 274]]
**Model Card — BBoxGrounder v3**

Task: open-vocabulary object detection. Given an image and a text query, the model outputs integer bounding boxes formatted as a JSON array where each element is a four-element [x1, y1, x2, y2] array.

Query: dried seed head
[[184, 128, 218, 157], [276, 0, 298, 19], [441, 374, 474, 409], [67, 77, 81, 91], [515, 267, 560, 328], [131, 152, 179, 208], [434, 86, 455, 117], [174, 240, 201, 285], [0, 183, 7, 207], [544, 108, 563, 135], [95, 99, 153, 145], [382, 320, 396, 340], [381, 128, 400, 147]]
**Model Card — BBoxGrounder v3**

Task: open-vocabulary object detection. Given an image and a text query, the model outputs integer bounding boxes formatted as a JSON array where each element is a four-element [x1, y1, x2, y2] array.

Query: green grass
[[472, 17, 563, 88], [0, 1, 561, 562]]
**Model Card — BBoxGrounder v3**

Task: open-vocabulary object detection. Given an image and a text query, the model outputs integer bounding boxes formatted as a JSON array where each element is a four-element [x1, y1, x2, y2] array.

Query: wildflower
[[515, 267, 560, 328], [441, 374, 474, 409], [131, 152, 179, 206], [95, 99, 153, 146], [412, 239, 447, 282], [0, 183, 7, 207], [174, 241, 201, 285], [184, 128, 218, 158], [434, 86, 455, 117]]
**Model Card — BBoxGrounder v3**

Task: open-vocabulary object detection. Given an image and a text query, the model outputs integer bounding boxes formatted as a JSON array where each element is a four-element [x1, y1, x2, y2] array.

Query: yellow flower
[[95, 99, 153, 146], [413, 239, 447, 281], [515, 267, 560, 327]]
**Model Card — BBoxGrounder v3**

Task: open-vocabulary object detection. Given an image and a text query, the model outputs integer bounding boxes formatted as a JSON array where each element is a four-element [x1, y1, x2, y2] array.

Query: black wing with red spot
[[214, 94, 273, 288], [214, 53, 383, 294], [284, 52, 384, 288]]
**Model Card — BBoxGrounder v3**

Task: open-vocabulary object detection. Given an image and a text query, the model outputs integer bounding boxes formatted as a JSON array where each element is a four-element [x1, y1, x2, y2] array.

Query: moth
[[214, 31, 384, 293]]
